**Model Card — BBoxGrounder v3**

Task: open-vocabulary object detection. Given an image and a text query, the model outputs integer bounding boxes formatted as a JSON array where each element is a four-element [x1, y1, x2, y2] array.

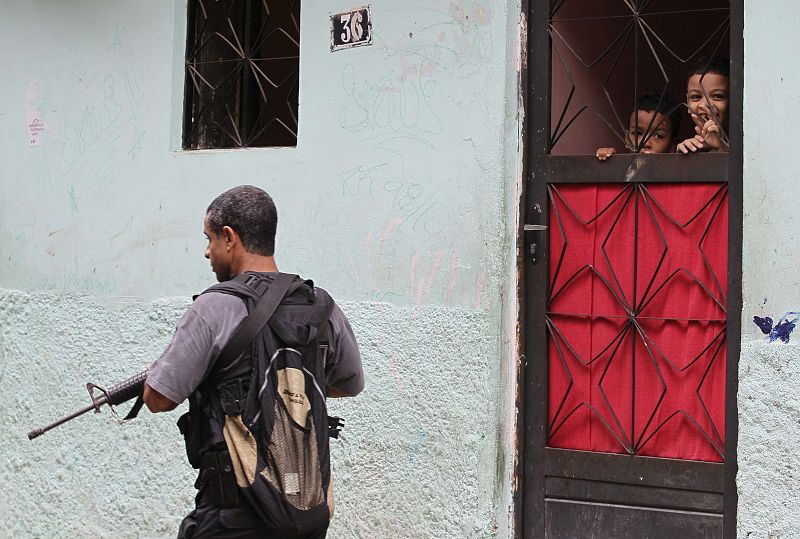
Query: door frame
[[516, 1, 744, 537]]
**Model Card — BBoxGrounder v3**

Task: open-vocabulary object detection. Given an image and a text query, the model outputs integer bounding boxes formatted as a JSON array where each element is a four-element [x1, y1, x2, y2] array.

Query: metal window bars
[[547, 0, 730, 155], [183, 0, 301, 149]]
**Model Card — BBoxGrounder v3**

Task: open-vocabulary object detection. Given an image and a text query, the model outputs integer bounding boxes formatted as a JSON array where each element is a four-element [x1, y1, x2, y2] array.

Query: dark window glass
[[183, 0, 300, 149]]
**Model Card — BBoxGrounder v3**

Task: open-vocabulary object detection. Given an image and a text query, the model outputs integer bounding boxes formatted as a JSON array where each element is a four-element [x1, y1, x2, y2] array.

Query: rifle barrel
[[27, 396, 108, 440]]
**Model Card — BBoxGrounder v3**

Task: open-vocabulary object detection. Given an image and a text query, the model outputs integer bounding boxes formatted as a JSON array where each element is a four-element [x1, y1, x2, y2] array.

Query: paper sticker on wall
[[26, 80, 47, 146], [331, 6, 372, 51]]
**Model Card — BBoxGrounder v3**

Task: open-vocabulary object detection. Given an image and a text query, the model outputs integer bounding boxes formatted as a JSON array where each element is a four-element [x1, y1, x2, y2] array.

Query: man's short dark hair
[[206, 185, 277, 256], [631, 92, 681, 141], [688, 55, 730, 79]]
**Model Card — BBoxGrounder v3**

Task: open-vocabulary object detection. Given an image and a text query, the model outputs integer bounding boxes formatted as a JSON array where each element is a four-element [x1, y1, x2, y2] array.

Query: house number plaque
[[331, 6, 372, 51]]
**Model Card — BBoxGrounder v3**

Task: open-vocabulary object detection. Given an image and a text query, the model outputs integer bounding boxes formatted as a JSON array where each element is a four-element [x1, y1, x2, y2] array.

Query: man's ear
[[222, 225, 238, 248]]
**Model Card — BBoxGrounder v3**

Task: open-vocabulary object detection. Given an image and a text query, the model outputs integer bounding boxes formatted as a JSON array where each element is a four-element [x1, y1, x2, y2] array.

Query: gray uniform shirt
[[147, 291, 364, 404]]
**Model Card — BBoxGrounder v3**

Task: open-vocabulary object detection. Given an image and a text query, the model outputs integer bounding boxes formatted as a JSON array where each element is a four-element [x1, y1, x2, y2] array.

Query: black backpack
[[183, 272, 338, 537]]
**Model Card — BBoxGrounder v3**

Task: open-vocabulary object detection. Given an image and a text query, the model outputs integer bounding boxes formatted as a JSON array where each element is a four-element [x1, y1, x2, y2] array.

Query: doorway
[[520, 1, 743, 537]]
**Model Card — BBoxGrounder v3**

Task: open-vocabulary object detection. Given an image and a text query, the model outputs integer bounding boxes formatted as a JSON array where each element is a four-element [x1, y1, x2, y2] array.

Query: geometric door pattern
[[547, 183, 728, 462]]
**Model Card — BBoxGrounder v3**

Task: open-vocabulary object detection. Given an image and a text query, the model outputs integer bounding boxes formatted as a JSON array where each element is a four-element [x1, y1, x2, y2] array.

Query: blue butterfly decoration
[[753, 312, 799, 343]]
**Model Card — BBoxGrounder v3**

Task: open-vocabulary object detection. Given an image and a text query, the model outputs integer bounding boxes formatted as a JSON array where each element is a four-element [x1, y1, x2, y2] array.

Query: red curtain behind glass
[[547, 183, 728, 462]]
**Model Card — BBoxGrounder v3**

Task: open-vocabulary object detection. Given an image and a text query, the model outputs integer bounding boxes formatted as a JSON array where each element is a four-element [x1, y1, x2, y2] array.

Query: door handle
[[524, 204, 548, 265]]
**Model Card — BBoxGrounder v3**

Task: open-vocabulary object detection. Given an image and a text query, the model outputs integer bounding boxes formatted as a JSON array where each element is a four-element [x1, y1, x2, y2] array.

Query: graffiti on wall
[[327, 2, 498, 309], [753, 312, 798, 343], [29, 24, 147, 202]]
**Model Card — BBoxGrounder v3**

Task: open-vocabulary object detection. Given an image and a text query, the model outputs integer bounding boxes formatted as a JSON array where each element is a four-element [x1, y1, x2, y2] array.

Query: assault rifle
[[27, 371, 148, 440], [27, 371, 346, 440]]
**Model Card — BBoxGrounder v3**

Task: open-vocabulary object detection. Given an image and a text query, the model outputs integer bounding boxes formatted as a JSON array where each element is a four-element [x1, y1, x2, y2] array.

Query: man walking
[[143, 185, 364, 538]]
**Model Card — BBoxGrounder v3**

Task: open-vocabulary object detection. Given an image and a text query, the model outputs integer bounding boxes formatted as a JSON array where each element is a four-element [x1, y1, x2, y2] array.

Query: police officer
[[143, 185, 364, 538]]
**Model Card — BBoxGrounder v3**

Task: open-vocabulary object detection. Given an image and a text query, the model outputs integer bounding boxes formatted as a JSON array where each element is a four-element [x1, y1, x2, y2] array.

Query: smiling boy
[[677, 56, 730, 153]]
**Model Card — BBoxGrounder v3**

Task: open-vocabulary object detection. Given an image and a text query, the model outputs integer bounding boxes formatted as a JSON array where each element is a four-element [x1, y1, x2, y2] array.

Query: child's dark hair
[[688, 55, 730, 79], [631, 92, 681, 141]]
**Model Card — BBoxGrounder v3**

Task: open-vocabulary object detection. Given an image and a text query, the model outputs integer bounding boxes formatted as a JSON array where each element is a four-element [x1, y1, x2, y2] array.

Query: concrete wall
[[0, 1, 523, 537], [5, 0, 799, 538], [738, 1, 800, 537]]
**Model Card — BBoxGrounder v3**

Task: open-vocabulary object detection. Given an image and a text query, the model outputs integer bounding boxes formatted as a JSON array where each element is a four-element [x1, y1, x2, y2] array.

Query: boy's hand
[[694, 113, 724, 151], [679, 113, 726, 154], [677, 134, 705, 153], [596, 147, 616, 161]]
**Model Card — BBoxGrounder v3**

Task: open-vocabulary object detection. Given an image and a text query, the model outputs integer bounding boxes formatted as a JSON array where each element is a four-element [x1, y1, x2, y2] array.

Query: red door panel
[[547, 183, 728, 462]]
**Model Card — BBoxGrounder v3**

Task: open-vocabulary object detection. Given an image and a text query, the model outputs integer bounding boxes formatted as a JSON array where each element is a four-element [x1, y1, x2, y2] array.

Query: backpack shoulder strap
[[197, 274, 258, 302], [267, 285, 334, 347], [215, 272, 296, 371]]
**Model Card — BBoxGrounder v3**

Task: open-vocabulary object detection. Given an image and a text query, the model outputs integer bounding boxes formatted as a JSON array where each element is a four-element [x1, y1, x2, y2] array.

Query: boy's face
[[686, 73, 729, 128], [628, 110, 673, 154]]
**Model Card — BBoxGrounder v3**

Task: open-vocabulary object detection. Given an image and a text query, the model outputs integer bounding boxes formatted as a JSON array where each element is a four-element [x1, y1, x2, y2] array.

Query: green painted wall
[[5, 0, 799, 537], [0, 0, 523, 537], [0, 0, 513, 307], [738, 1, 800, 537]]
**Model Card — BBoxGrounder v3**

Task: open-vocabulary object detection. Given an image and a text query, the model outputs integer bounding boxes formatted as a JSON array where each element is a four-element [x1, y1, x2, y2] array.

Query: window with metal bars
[[183, 0, 300, 149], [548, 0, 730, 156]]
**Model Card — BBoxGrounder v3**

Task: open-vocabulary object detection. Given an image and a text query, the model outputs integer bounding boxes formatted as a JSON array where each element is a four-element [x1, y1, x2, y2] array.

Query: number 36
[[340, 11, 364, 43]]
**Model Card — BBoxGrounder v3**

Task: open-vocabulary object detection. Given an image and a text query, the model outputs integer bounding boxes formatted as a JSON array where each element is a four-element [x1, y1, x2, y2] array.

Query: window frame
[[182, 0, 301, 150]]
